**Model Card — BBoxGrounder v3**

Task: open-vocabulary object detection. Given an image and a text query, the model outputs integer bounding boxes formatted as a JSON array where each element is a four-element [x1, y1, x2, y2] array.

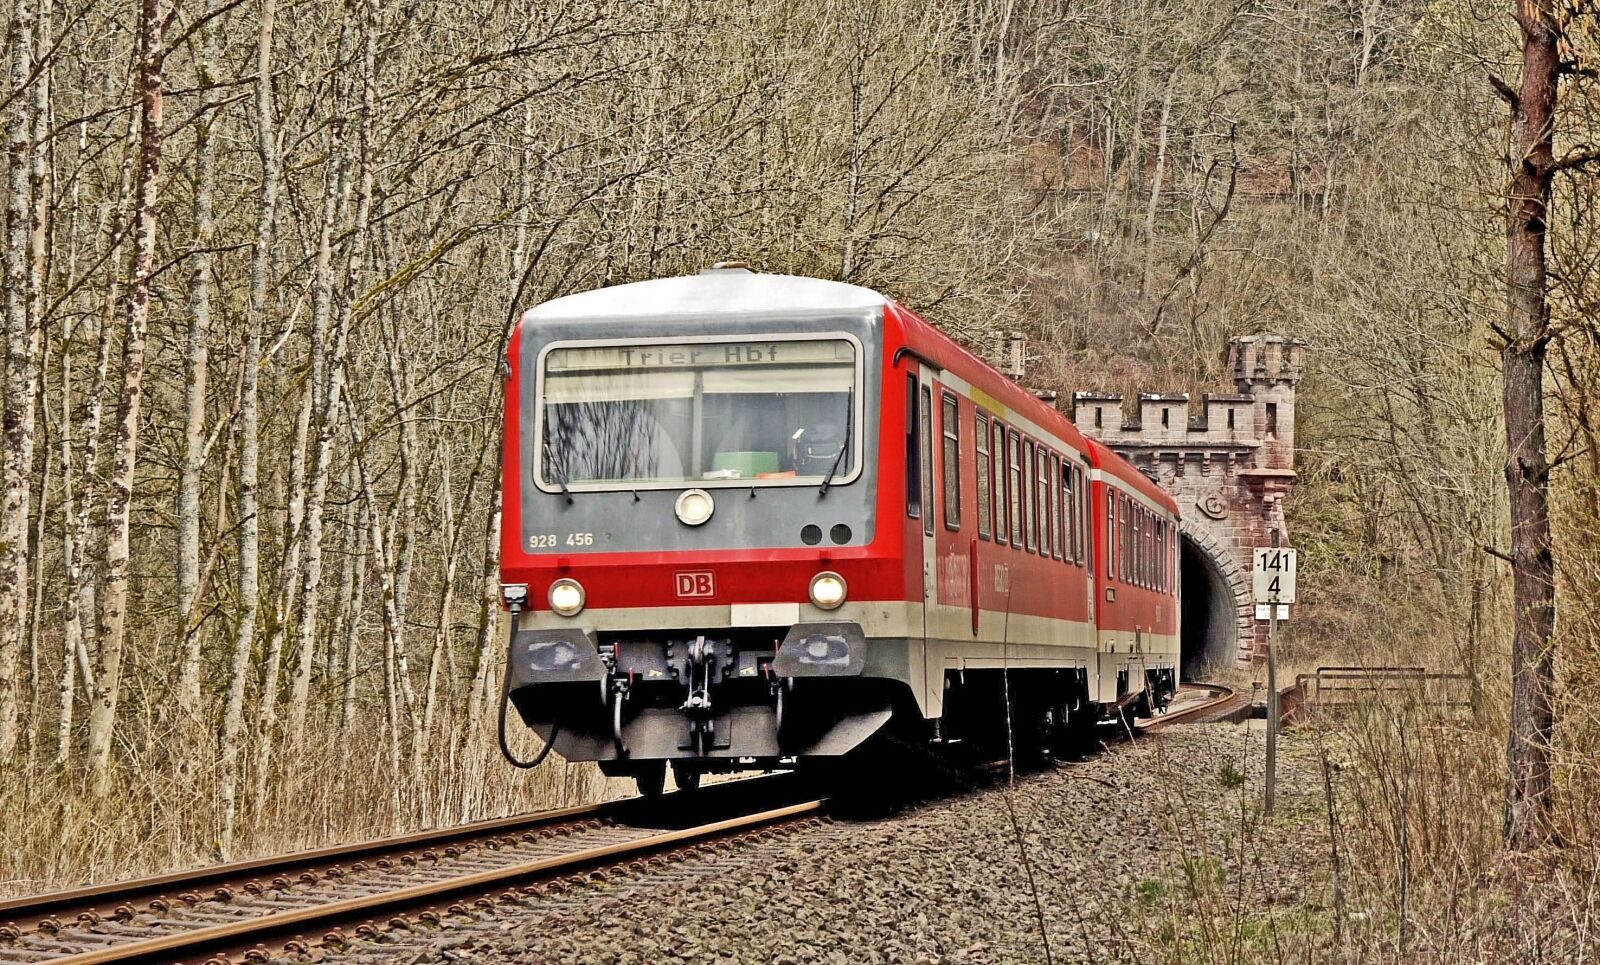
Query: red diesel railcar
[[499, 265, 1178, 793]]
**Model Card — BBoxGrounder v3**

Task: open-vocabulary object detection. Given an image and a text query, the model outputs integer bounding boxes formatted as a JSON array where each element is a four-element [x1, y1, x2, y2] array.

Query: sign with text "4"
[[1252, 547, 1298, 604]]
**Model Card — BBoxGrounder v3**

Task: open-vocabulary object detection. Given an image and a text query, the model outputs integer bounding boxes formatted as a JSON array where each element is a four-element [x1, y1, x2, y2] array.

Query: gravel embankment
[[350, 724, 1327, 964]]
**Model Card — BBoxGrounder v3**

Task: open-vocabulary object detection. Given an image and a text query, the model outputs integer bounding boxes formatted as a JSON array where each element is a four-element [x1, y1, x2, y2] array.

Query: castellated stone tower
[[1073, 335, 1305, 671]]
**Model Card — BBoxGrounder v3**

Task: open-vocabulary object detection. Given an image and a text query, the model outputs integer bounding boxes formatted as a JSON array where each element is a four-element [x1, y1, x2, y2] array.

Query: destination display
[[546, 338, 854, 373]]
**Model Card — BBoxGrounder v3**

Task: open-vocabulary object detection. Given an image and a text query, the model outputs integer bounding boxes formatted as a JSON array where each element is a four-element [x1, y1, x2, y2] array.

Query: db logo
[[675, 571, 716, 598]]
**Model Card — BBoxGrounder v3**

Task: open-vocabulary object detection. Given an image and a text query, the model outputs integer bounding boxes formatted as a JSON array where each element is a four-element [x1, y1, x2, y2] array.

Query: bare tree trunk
[[58, 127, 125, 766], [422, 444, 456, 748], [1141, 72, 1175, 301], [22, 0, 52, 761], [0, 0, 36, 760], [345, 387, 416, 781], [463, 471, 503, 750], [53, 115, 91, 768], [289, 23, 371, 750], [839, 21, 866, 282], [176, 4, 220, 724], [221, 0, 277, 857], [25, 408, 48, 757], [55, 335, 77, 762], [339, 490, 369, 741], [464, 149, 529, 753], [264, 81, 348, 781], [89, 0, 163, 794], [373, 264, 422, 772], [1496, 0, 1564, 852]]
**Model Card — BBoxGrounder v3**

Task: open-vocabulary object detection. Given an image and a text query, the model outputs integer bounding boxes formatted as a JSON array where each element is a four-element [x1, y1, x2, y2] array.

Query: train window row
[[1109, 490, 1174, 594], [971, 408, 1087, 567], [907, 373, 1176, 594], [905, 377, 1090, 570]]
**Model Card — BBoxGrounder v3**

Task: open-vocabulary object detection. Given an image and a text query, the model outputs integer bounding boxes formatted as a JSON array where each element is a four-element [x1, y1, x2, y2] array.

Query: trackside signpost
[[1254, 535, 1296, 815]]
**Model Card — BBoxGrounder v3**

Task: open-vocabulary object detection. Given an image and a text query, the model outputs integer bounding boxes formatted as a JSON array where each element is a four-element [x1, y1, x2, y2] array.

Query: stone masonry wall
[[1072, 335, 1304, 666]]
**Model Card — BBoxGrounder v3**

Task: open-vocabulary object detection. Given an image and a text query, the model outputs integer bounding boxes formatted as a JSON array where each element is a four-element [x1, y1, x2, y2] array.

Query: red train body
[[500, 267, 1178, 791]]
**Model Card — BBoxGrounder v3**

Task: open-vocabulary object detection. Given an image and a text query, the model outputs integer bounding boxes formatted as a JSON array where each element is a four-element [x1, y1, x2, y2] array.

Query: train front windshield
[[538, 337, 860, 490]]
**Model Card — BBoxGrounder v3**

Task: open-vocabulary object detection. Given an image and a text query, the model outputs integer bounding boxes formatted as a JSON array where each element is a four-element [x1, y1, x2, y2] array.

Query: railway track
[[1, 690, 1243, 965], [1138, 682, 1248, 732], [0, 777, 818, 965]]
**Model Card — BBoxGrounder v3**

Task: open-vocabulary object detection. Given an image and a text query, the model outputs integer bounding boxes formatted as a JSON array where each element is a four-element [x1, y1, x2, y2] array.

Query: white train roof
[[522, 268, 888, 323]]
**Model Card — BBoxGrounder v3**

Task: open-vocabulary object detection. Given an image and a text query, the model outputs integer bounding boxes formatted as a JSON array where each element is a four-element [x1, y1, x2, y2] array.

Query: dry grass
[[0, 706, 617, 897], [1128, 546, 1600, 963]]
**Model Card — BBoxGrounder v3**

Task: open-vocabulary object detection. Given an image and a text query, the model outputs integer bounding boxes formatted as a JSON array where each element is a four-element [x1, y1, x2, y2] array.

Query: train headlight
[[548, 578, 586, 616], [675, 488, 715, 527], [808, 572, 847, 610]]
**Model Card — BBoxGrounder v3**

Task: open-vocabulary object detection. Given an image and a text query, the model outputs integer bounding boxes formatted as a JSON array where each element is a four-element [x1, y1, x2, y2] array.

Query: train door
[[917, 370, 937, 625], [905, 366, 938, 716]]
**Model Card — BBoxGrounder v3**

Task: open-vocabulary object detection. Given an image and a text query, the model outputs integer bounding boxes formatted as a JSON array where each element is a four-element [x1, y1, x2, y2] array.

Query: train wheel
[[1009, 703, 1051, 769], [1055, 704, 1101, 758], [1119, 693, 1151, 732], [633, 761, 667, 798], [670, 761, 702, 793]]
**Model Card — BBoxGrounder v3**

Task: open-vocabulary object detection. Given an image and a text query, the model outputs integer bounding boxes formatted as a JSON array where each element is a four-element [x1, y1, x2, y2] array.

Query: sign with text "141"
[[1252, 547, 1298, 604]]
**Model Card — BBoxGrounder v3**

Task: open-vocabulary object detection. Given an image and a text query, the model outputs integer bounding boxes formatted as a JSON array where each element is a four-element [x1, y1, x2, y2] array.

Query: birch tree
[[175, 1, 222, 724], [220, 0, 278, 853], [87, 0, 164, 794], [0, 0, 36, 761]]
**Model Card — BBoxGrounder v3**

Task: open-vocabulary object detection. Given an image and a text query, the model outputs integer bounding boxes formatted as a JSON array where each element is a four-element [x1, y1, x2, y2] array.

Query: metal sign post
[[1253, 533, 1297, 815]]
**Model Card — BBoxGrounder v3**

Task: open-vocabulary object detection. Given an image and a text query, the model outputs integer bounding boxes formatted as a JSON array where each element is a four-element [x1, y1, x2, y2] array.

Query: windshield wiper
[[820, 385, 854, 496], [544, 439, 575, 504]]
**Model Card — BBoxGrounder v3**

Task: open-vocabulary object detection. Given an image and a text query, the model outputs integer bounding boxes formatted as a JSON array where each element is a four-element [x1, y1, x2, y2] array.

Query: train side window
[[1157, 519, 1167, 592], [1144, 511, 1152, 588], [941, 393, 961, 531], [1137, 510, 1145, 588], [1155, 519, 1163, 591], [1038, 450, 1052, 558], [1156, 515, 1163, 589], [1061, 462, 1074, 564], [1047, 454, 1061, 560], [1154, 515, 1161, 589], [905, 374, 921, 519], [1007, 431, 1023, 548], [975, 413, 992, 539], [1023, 441, 1037, 552], [993, 420, 1008, 545], [1035, 445, 1047, 554], [1106, 490, 1117, 580], [1132, 508, 1142, 587], [1120, 495, 1131, 582], [1146, 513, 1154, 588], [1166, 520, 1174, 593], [1143, 511, 1152, 588], [921, 385, 934, 537], [1147, 512, 1155, 588], [1160, 518, 1167, 591], [1076, 467, 1087, 565]]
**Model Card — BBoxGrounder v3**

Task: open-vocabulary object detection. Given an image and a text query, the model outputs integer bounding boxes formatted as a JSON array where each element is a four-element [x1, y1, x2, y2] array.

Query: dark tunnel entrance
[[1180, 534, 1238, 679]]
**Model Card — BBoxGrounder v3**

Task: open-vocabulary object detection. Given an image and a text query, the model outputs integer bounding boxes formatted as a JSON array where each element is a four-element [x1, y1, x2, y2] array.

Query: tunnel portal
[[1179, 535, 1238, 679], [1073, 335, 1303, 667]]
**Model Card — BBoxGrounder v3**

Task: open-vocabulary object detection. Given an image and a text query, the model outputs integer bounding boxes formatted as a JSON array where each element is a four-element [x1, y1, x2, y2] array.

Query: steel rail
[[44, 801, 824, 965], [0, 803, 605, 929], [1138, 683, 1245, 732]]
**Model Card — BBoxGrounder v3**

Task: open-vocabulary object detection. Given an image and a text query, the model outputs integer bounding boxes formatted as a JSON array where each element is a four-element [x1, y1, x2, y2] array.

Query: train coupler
[[679, 635, 718, 755], [608, 677, 631, 757]]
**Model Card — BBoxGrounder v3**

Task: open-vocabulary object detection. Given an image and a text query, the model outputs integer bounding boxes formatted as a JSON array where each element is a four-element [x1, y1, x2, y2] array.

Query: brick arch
[[1177, 520, 1254, 670]]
